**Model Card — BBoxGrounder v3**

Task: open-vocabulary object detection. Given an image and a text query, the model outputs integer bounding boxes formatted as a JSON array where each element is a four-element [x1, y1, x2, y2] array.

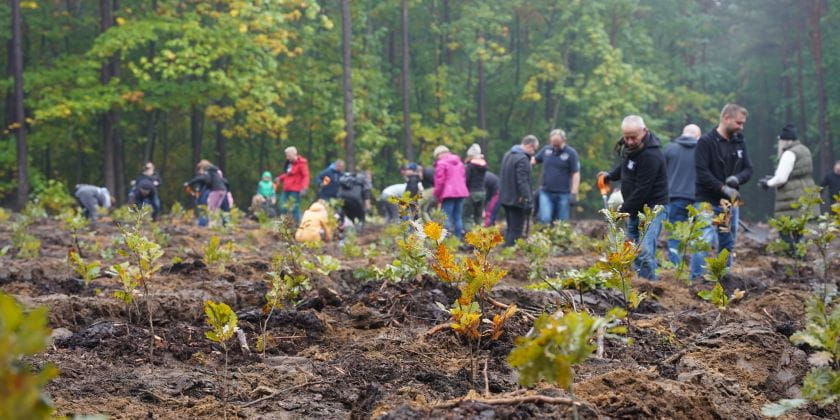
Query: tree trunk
[[191, 105, 204, 165], [100, 0, 116, 197], [442, 0, 452, 66], [807, 0, 832, 175], [401, 0, 414, 160], [477, 54, 487, 152], [341, 0, 356, 171], [112, 0, 125, 204], [11, 0, 28, 209], [143, 110, 158, 164], [215, 122, 226, 173], [796, 31, 808, 147]]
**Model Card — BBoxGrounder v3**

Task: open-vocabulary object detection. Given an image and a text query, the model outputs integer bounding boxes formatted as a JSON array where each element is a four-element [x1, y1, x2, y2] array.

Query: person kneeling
[[295, 201, 333, 243]]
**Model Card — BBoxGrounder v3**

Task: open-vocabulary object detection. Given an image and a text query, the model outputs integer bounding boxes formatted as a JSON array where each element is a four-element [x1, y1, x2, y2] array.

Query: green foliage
[[10, 215, 41, 260], [764, 294, 840, 416], [68, 251, 101, 287], [111, 262, 140, 305], [204, 300, 239, 345], [0, 207, 11, 223], [515, 231, 552, 282], [0, 293, 58, 419], [664, 203, 711, 284], [259, 254, 310, 354], [696, 249, 741, 310], [31, 180, 75, 216], [538, 266, 607, 307], [204, 236, 234, 274], [301, 255, 341, 277], [508, 308, 626, 390]]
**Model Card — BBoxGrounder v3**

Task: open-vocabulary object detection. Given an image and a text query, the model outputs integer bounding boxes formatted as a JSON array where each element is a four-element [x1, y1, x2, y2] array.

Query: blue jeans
[[690, 204, 739, 279], [538, 190, 571, 223], [441, 198, 465, 239], [666, 198, 693, 265], [197, 189, 210, 227], [627, 210, 666, 280], [278, 191, 301, 224]]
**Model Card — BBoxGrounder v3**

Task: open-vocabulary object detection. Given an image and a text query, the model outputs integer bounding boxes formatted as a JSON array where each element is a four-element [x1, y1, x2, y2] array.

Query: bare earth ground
[[1, 216, 836, 419]]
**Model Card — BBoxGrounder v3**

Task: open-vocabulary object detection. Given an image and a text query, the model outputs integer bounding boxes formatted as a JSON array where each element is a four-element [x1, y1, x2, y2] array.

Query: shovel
[[739, 220, 770, 244]]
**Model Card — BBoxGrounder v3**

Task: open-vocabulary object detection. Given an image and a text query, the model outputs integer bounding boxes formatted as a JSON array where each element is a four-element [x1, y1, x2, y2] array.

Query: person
[[185, 160, 231, 225], [276, 147, 310, 224], [379, 183, 406, 224], [403, 162, 423, 199], [433, 145, 470, 238], [500, 135, 539, 246], [295, 201, 333, 243], [130, 162, 162, 220], [337, 171, 372, 230], [250, 171, 276, 215], [74, 184, 112, 221], [663, 124, 701, 265], [690, 104, 753, 279], [819, 160, 840, 207], [184, 161, 211, 226], [463, 144, 488, 231], [484, 171, 501, 227], [419, 164, 437, 218], [759, 124, 818, 250], [534, 129, 580, 223], [599, 116, 668, 280], [316, 159, 345, 200]]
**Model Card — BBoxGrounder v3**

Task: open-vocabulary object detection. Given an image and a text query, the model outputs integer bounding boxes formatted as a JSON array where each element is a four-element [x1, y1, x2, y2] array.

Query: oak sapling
[[63, 211, 89, 257], [508, 308, 627, 418], [68, 251, 101, 287], [204, 300, 239, 419], [204, 236, 234, 274], [258, 254, 310, 355], [763, 294, 840, 417], [0, 293, 59, 419], [696, 249, 743, 310], [663, 203, 711, 284]]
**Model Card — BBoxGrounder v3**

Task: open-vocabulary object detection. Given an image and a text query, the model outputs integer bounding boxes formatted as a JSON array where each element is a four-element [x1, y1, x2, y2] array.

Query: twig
[[241, 381, 325, 408], [595, 327, 605, 359], [485, 296, 536, 321], [434, 394, 585, 409], [236, 329, 251, 356], [483, 359, 490, 397], [424, 323, 450, 337]]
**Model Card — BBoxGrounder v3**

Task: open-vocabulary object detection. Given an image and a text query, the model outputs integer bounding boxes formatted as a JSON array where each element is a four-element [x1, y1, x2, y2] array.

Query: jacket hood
[[618, 131, 661, 157], [308, 201, 327, 214], [674, 135, 698, 148], [509, 145, 530, 156], [438, 152, 462, 165]]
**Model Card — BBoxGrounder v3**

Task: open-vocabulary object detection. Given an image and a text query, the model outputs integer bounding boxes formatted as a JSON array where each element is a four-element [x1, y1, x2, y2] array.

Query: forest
[[2, 1, 840, 419], [0, 0, 837, 219]]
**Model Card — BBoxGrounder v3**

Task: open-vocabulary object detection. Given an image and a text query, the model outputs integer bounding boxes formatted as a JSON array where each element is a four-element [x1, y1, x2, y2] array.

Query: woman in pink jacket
[[433, 145, 470, 238]]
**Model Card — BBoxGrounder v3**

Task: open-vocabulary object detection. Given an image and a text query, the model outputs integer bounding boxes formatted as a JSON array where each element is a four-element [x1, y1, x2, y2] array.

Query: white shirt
[[381, 184, 407, 199], [767, 151, 796, 188]]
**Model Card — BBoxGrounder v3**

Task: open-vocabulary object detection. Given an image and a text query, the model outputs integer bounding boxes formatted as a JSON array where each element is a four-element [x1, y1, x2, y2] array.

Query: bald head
[[682, 124, 701, 139]]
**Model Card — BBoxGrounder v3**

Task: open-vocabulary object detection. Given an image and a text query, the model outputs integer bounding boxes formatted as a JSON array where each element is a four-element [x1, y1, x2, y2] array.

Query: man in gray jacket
[[74, 184, 112, 221], [663, 124, 701, 265]]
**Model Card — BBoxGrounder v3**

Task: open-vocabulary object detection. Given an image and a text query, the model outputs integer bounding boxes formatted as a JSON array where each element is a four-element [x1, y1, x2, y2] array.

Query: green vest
[[774, 141, 817, 217]]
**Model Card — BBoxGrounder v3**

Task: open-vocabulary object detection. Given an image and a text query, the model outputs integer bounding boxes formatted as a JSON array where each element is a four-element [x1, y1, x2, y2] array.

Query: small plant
[[664, 203, 711, 284], [258, 255, 310, 354], [169, 201, 187, 222], [515, 231, 552, 282], [204, 300, 238, 419], [62, 211, 89, 256], [696, 249, 743, 310], [763, 294, 840, 417], [111, 262, 140, 321], [10, 215, 41, 259], [110, 205, 137, 225], [302, 255, 341, 276], [31, 179, 75, 215], [0, 207, 11, 223], [68, 251, 101, 287], [508, 308, 627, 417], [536, 266, 606, 308], [0, 293, 59, 419], [340, 230, 363, 258], [204, 236, 234, 274]]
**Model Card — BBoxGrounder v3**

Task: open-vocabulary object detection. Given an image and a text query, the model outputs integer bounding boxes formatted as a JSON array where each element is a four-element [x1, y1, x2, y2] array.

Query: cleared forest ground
[[1, 214, 834, 419]]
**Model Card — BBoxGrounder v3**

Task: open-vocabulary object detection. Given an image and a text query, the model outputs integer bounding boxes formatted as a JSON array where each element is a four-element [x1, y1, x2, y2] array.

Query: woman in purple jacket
[[433, 145, 470, 238]]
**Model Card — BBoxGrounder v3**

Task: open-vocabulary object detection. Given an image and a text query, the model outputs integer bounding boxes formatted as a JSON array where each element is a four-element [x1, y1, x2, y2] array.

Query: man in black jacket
[[500, 135, 539, 246], [599, 115, 668, 280], [690, 104, 751, 279]]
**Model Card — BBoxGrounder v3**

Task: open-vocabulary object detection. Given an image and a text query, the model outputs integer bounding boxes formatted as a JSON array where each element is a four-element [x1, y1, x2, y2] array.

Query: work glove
[[721, 185, 740, 202], [758, 175, 772, 190], [725, 176, 740, 188], [569, 194, 578, 205]]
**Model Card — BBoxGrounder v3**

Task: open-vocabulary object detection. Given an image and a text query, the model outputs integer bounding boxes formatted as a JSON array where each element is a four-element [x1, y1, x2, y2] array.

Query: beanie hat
[[466, 143, 482, 158], [406, 162, 418, 171], [778, 124, 797, 141], [261, 171, 272, 179], [433, 145, 450, 159]]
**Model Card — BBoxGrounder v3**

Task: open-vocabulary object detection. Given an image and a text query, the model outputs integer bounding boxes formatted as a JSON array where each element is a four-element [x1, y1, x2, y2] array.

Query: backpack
[[136, 179, 155, 196]]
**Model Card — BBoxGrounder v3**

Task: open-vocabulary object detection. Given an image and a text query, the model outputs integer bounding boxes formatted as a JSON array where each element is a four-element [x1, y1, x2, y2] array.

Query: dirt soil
[[1, 216, 835, 419]]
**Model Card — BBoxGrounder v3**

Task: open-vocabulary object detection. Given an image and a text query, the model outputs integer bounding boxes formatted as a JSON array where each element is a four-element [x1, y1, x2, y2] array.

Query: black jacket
[[605, 132, 669, 216], [338, 172, 371, 203], [499, 145, 534, 208], [485, 171, 500, 198], [187, 166, 227, 192], [465, 161, 488, 192], [694, 129, 753, 203]]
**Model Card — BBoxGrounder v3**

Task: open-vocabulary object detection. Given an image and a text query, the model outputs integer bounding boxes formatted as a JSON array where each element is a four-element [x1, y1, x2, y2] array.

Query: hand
[[758, 175, 772, 190], [725, 176, 740, 188], [721, 185, 740, 201], [569, 194, 578, 205]]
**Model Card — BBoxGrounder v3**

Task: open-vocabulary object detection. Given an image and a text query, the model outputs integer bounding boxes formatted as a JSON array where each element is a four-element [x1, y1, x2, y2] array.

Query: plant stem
[[223, 344, 229, 420], [144, 283, 154, 361]]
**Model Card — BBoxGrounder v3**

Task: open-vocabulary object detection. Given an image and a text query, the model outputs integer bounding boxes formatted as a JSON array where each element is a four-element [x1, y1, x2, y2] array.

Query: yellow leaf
[[115, 17, 126, 26], [239, 24, 248, 33]]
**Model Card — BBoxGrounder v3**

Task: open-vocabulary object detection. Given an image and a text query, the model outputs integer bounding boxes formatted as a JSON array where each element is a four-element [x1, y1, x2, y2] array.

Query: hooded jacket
[[694, 129, 753, 204], [187, 166, 228, 192], [278, 156, 310, 192], [316, 163, 342, 199], [433, 152, 469, 203], [663, 135, 698, 201], [295, 201, 333, 243], [499, 145, 534, 208], [257, 171, 275, 198], [605, 131, 669, 216]]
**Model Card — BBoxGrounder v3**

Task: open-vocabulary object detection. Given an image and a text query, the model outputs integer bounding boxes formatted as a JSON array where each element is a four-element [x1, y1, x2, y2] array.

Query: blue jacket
[[316, 163, 342, 199], [663, 136, 698, 201]]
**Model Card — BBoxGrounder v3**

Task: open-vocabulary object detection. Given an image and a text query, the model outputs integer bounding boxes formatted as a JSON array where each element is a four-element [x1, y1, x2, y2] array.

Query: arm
[[606, 163, 622, 182], [515, 157, 532, 205], [301, 162, 310, 188], [766, 151, 796, 187], [570, 151, 581, 195], [733, 142, 753, 185], [695, 138, 723, 192], [433, 164, 445, 203], [620, 154, 660, 215], [534, 146, 546, 164]]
